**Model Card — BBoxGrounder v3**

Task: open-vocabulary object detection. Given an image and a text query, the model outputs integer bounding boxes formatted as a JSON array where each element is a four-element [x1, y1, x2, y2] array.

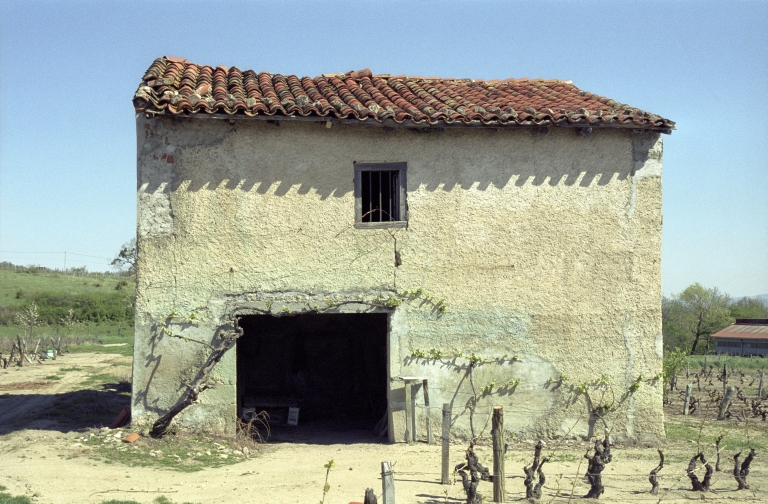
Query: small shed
[[713, 319, 768, 356]]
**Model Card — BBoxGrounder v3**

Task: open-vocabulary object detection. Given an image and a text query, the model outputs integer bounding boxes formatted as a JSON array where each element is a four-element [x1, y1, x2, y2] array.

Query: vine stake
[[648, 449, 664, 495]]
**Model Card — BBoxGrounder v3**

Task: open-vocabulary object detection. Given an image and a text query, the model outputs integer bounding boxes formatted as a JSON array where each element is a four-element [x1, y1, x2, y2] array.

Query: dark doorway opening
[[237, 313, 388, 439]]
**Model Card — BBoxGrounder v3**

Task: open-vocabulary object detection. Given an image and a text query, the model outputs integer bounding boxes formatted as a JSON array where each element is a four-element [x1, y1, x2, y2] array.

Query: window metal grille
[[361, 170, 399, 222], [354, 163, 407, 228]]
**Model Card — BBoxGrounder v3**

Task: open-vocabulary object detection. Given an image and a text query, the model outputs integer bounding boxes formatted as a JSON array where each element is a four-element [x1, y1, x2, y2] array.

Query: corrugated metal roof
[[713, 323, 768, 340]]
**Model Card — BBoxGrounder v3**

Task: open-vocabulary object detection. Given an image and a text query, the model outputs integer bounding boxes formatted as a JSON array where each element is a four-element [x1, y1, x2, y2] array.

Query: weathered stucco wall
[[133, 116, 664, 441]]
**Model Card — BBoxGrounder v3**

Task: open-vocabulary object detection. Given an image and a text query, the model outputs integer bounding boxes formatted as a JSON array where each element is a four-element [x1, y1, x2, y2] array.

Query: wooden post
[[715, 435, 723, 472], [718, 386, 735, 420], [759, 372, 764, 398], [381, 461, 395, 504], [684, 383, 693, 415], [723, 363, 727, 396], [423, 379, 432, 445], [7, 344, 17, 367], [492, 406, 505, 502], [16, 336, 24, 367], [441, 403, 451, 484], [411, 383, 418, 442], [404, 382, 412, 443], [364, 488, 378, 504]]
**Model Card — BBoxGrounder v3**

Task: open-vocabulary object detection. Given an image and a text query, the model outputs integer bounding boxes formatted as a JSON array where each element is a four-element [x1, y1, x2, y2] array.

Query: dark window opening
[[361, 170, 399, 222], [236, 313, 388, 434], [354, 162, 407, 228]]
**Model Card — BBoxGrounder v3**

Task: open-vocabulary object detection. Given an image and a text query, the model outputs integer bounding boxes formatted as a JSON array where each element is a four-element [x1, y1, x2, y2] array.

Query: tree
[[59, 308, 78, 336], [662, 296, 689, 351], [111, 238, 137, 275], [14, 302, 40, 338], [730, 297, 768, 319], [663, 283, 733, 355]]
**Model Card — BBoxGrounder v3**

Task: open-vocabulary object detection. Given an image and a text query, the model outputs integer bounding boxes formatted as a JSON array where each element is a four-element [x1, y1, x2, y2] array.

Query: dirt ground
[[1, 353, 766, 504]]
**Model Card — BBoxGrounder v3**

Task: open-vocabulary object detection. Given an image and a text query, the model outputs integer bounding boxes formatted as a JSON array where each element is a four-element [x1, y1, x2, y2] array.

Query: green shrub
[[663, 347, 688, 383], [0, 307, 14, 326], [0, 485, 33, 504], [30, 291, 133, 324]]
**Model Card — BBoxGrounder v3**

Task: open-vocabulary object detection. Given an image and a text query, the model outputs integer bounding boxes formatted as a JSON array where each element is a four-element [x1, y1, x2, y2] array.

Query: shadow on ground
[[0, 381, 130, 435], [266, 419, 389, 446]]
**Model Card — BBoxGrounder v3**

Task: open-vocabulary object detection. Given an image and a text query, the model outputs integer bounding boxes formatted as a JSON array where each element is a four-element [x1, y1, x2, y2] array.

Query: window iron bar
[[378, 171, 383, 222], [359, 168, 401, 223]]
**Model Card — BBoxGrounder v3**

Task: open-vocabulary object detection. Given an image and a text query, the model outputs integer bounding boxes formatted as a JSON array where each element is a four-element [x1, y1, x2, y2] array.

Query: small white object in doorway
[[287, 407, 300, 426]]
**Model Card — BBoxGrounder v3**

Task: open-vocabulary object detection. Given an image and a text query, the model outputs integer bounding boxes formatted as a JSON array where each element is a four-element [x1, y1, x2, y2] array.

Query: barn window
[[354, 162, 407, 228]]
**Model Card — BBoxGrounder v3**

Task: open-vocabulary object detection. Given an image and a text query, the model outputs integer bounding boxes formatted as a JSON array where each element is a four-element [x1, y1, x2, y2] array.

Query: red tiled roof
[[133, 57, 675, 131], [713, 323, 768, 340]]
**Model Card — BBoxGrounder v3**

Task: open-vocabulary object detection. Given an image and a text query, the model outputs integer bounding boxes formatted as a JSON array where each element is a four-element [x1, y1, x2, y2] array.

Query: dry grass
[[235, 412, 271, 453]]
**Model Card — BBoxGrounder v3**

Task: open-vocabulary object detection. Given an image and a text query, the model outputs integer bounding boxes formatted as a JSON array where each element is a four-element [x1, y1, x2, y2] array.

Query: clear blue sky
[[0, 1, 766, 298]]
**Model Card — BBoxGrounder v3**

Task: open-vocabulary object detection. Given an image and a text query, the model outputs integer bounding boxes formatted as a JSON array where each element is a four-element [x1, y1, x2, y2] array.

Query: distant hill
[[0, 265, 134, 329]]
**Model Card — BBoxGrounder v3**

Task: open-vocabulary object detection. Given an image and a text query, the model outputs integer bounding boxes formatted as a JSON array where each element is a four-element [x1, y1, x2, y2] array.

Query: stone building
[[131, 56, 674, 442]]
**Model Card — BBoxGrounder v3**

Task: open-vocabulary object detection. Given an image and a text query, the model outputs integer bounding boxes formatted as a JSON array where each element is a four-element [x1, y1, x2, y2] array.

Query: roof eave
[[137, 109, 674, 134]]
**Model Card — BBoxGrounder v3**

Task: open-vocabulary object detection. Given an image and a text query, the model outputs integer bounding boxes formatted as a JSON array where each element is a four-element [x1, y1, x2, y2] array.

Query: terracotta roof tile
[[133, 57, 675, 131]]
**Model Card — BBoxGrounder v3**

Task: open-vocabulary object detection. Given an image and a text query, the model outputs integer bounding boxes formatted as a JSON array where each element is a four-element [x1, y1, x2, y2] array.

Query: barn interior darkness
[[237, 313, 388, 429]]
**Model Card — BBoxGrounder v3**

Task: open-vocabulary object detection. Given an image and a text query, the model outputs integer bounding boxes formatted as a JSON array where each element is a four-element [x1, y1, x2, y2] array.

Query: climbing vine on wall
[[146, 287, 447, 437], [408, 344, 660, 439]]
